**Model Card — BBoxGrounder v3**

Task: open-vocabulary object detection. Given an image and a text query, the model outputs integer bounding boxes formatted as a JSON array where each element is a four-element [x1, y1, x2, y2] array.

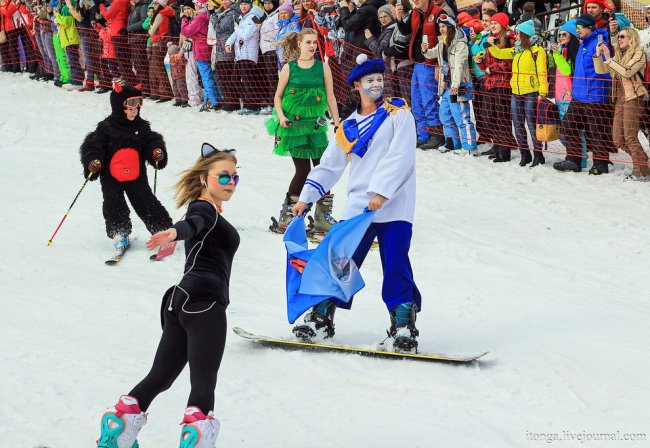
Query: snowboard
[[233, 327, 488, 364]]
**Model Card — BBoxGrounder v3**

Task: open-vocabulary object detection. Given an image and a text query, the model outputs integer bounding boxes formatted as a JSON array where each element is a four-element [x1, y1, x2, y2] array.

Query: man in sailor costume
[[291, 54, 422, 353]]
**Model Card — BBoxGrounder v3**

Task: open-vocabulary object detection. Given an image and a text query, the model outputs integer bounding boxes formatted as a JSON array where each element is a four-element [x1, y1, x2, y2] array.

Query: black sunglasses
[[201, 142, 237, 157]]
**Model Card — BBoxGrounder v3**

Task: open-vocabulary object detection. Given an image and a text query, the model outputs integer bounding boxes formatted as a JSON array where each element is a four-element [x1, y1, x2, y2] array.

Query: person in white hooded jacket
[[225, 0, 265, 114]]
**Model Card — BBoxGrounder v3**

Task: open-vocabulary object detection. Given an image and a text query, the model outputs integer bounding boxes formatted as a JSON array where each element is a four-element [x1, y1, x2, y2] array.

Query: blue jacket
[[572, 28, 611, 103]]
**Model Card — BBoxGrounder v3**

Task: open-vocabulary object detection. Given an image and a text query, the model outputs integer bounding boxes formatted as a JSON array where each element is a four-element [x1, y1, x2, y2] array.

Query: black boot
[[493, 146, 511, 163], [481, 145, 496, 157], [530, 151, 545, 167], [519, 150, 532, 167], [293, 300, 337, 341], [388, 302, 419, 353]]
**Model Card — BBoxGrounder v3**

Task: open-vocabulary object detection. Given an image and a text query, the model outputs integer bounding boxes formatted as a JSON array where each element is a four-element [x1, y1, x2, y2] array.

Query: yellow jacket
[[55, 13, 81, 48], [487, 44, 548, 97]]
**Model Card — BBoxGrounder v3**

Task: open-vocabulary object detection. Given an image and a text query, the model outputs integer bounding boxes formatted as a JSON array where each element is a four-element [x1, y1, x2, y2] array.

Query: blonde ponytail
[[279, 27, 318, 63]]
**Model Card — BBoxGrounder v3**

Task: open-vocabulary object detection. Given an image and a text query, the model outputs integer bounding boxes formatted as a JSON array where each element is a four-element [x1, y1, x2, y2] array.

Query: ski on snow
[[233, 327, 488, 364]]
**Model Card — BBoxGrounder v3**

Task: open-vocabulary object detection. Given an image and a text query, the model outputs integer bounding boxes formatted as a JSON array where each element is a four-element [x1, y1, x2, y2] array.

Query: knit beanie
[[613, 12, 632, 31], [559, 19, 578, 38], [490, 12, 509, 30], [516, 19, 535, 37], [277, 1, 293, 14], [437, 14, 457, 29], [575, 13, 596, 28], [377, 4, 394, 20], [582, 0, 614, 13]]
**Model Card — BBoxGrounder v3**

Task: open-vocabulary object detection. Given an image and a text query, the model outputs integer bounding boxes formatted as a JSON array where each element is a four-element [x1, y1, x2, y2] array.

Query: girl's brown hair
[[279, 27, 318, 63], [174, 151, 237, 208], [519, 32, 531, 50]]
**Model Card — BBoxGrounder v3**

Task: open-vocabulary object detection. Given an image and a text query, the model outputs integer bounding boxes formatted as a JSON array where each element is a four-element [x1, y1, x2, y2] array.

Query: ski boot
[[97, 395, 147, 448], [179, 407, 220, 448], [269, 193, 298, 234], [306, 194, 337, 242], [388, 302, 419, 354], [292, 299, 336, 342], [113, 234, 131, 252]]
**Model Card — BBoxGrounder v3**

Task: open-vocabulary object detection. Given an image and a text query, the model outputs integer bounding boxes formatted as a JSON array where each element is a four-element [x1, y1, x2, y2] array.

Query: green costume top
[[265, 59, 330, 159]]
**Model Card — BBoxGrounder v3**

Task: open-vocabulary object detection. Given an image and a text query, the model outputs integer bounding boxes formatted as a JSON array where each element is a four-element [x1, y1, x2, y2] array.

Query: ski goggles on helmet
[[123, 96, 144, 109], [209, 173, 240, 186], [201, 142, 237, 158]]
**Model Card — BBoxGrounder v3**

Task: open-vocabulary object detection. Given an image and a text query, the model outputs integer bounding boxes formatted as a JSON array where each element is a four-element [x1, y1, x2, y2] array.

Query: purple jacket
[[181, 11, 212, 62]]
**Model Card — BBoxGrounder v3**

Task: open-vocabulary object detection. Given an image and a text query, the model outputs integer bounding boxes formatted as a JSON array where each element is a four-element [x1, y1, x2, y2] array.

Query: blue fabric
[[276, 15, 301, 69], [411, 63, 440, 140], [470, 33, 489, 77], [65, 45, 83, 85], [196, 60, 219, 105], [329, 221, 421, 313], [511, 93, 541, 151], [557, 100, 588, 168], [559, 19, 578, 38], [341, 105, 389, 158], [284, 211, 375, 323], [573, 29, 611, 103], [439, 89, 477, 150]]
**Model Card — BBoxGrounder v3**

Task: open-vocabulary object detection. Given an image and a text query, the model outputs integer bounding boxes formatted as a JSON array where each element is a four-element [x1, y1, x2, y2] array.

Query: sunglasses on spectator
[[617, 34, 628, 39], [576, 24, 584, 30], [209, 173, 240, 186], [558, 32, 568, 37], [201, 142, 237, 158], [123, 96, 143, 109]]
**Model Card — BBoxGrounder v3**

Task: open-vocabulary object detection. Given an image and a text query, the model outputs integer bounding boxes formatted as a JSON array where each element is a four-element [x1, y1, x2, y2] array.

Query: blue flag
[[283, 211, 375, 324]]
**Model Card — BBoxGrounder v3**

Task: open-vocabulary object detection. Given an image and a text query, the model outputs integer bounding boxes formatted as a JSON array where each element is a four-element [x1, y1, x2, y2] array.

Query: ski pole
[[47, 172, 93, 246], [154, 161, 158, 196]]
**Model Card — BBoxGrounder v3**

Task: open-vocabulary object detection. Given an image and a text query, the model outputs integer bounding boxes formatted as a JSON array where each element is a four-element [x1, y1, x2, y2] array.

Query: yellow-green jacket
[[487, 44, 548, 97], [55, 12, 81, 48]]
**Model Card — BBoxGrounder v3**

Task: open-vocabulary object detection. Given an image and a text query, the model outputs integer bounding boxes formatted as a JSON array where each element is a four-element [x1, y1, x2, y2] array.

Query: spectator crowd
[[1, 0, 650, 179]]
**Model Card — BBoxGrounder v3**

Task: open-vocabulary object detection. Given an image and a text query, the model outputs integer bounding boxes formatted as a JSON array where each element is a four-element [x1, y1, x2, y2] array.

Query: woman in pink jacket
[[182, 0, 220, 111], [100, 0, 136, 85]]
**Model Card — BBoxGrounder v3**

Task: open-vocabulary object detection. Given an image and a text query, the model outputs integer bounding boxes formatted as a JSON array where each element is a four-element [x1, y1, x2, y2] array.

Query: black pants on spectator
[[129, 33, 150, 95], [114, 35, 136, 86], [236, 59, 259, 111], [260, 51, 278, 108], [482, 87, 517, 149], [215, 60, 239, 110], [472, 77, 491, 144], [561, 99, 615, 165], [149, 41, 172, 98], [129, 289, 227, 413], [0, 29, 21, 72]]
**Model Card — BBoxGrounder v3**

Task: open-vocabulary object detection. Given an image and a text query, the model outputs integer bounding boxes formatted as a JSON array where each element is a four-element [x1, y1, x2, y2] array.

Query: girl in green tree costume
[[266, 28, 340, 235]]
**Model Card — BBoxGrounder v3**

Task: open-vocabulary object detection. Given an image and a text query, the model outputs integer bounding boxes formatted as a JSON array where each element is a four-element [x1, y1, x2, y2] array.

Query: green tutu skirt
[[265, 86, 329, 159]]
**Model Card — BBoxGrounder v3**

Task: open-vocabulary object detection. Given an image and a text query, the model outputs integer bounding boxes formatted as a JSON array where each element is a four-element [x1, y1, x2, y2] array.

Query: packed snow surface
[[1, 74, 649, 447]]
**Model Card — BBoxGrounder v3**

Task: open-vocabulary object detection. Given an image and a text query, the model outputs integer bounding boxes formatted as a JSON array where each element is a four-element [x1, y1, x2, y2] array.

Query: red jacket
[[0, 1, 18, 32], [406, 2, 443, 64], [150, 6, 174, 43], [477, 33, 515, 91], [100, 0, 130, 36]]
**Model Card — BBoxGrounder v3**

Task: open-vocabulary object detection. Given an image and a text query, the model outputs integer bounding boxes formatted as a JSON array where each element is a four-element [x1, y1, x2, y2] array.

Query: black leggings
[[129, 291, 227, 413], [289, 157, 320, 195]]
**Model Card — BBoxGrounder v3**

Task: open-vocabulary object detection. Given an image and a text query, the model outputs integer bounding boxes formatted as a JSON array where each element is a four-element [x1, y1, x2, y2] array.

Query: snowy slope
[[1, 73, 649, 448]]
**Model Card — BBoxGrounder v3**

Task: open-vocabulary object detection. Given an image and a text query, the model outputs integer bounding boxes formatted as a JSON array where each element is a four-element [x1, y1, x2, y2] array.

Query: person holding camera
[[266, 28, 340, 235], [594, 27, 649, 181], [553, 13, 613, 174], [422, 14, 477, 155]]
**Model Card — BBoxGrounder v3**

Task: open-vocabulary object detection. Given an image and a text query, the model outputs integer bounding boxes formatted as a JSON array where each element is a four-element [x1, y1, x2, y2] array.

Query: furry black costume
[[80, 84, 173, 239]]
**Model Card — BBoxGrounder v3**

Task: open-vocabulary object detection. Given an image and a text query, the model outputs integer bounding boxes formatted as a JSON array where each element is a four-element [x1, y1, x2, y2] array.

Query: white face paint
[[359, 73, 384, 100]]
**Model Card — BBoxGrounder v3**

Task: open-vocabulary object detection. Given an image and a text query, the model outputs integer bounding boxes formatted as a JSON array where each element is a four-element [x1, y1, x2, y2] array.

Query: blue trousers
[[331, 221, 421, 313], [411, 63, 440, 141], [196, 60, 219, 106], [511, 93, 541, 152], [439, 90, 477, 150]]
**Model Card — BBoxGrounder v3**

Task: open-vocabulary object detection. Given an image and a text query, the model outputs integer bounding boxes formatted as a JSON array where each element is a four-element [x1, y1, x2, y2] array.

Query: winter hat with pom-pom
[[346, 54, 385, 86]]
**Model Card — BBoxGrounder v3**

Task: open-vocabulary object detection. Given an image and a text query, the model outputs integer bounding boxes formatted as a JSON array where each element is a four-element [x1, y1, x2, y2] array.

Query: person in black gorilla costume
[[80, 82, 173, 250]]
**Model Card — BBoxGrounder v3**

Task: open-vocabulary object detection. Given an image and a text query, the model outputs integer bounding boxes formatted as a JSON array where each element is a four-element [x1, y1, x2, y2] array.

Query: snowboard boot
[[530, 151, 545, 167], [518, 150, 532, 167], [588, 161, 609, 175], [493, 146, 511, 163], [179, 407, 220, 448], [293, 299, 336, 342], [388, 302, 419, 354], [312, 194, 337, 234], [113, 234, 130, 252], [270, 193, 299, 234], [437, 137, 455, 153], [97, 395, 147, 448], [553, 159, 581, 173]]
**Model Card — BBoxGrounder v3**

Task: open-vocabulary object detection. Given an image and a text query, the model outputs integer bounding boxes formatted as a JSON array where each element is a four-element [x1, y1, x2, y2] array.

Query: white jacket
[[225, 5, 264, 63], [299, 105, 417, 223], [259, 10, 279, 54]]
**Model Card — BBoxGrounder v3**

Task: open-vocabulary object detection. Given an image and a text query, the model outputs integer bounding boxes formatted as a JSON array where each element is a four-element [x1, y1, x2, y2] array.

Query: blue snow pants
[[196, 60, 220, 106], [439, 89, 477, 151], [411, 63, 440, 141], [330, 221, 422, 313]]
